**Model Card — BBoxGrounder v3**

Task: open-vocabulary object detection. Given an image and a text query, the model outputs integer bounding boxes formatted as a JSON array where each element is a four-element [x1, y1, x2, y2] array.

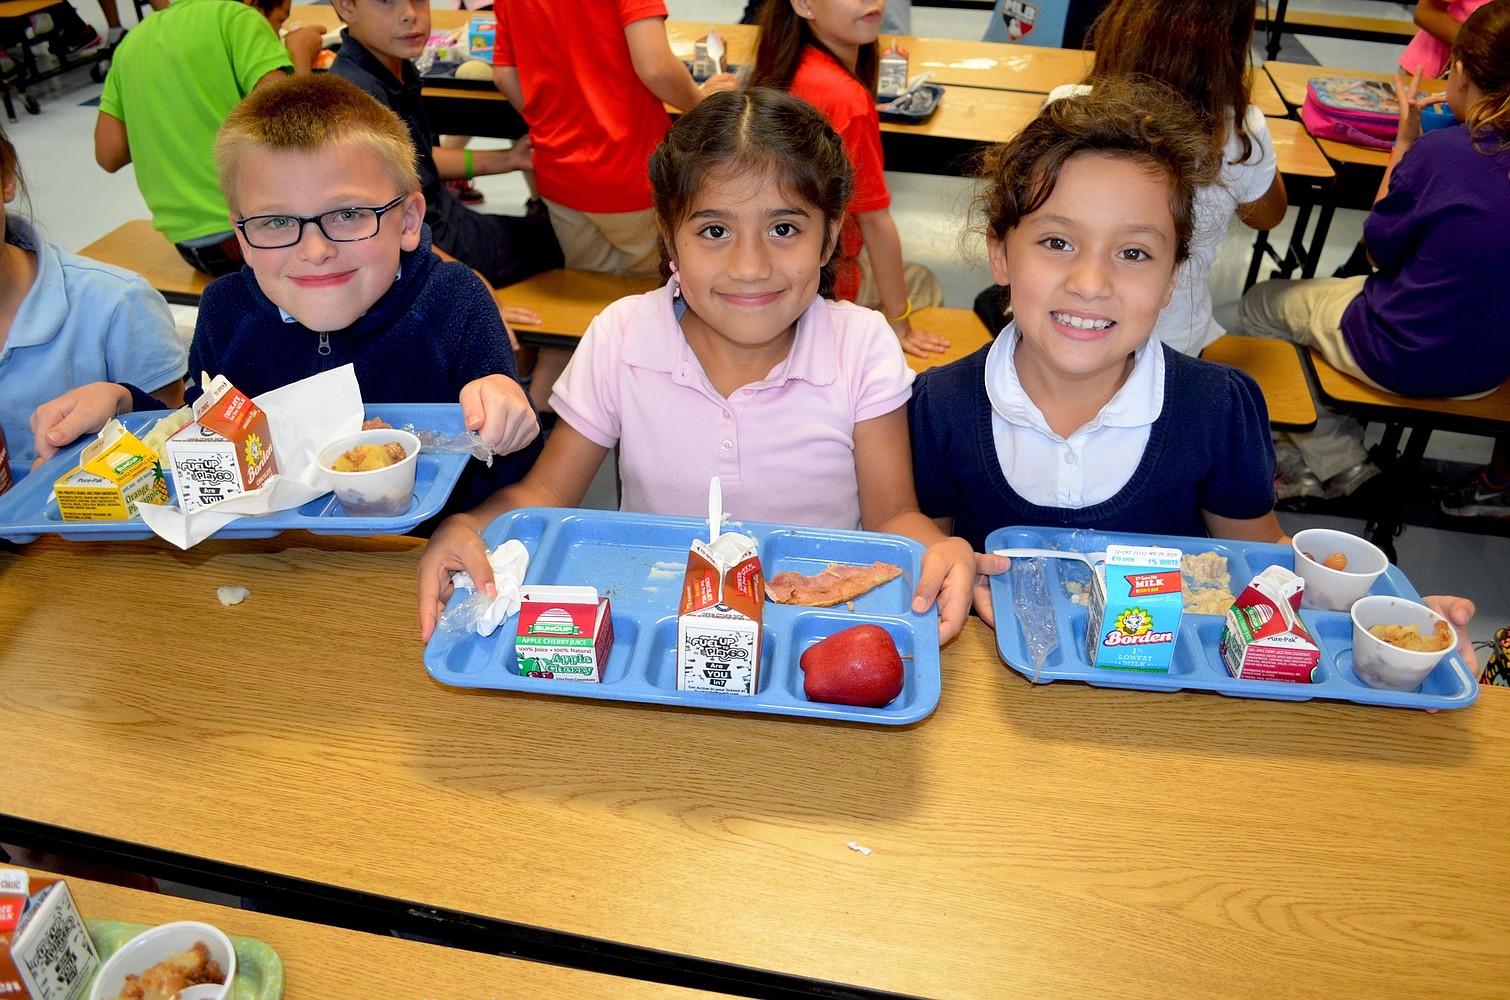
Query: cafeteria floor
[[8, 0, 1507, 651]]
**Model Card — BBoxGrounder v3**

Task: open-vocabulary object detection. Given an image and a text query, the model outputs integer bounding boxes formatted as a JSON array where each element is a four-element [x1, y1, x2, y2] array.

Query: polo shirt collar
[[985, 321, 1165, 435]]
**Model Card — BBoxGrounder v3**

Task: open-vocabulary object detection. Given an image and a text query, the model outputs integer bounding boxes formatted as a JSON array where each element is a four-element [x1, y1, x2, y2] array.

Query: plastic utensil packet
[[1010, 556, 1058, 684], [401, 424, 493, 466], [436, 539, 531, 640]]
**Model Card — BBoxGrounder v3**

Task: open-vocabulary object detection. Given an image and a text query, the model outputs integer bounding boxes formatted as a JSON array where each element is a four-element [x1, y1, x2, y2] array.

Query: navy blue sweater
[[909, 343, 1276, 552]]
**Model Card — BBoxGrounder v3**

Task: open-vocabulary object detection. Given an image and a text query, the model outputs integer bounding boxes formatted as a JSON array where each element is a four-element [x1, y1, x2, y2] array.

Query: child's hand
[[1422, 594, 1479, 678], [970, 551, 1011, 629], [460, 375, 540, 457], [1392, 66, 1428, 149], [700, 72, 738, 97], [28, 382, 131, 466], [499, 305, 542, 327], [283, 25, 326, 61], [912, 535, 981, 644], [418, 514, 491, 641], [892, 316, 950, 358]]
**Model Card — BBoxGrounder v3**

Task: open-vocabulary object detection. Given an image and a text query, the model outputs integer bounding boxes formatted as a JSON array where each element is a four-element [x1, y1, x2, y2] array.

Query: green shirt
[[100, 0, 291, 244]]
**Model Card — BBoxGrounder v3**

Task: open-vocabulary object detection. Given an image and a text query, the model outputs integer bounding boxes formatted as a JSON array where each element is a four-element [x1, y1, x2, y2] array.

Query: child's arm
[[1413, 0, 1461, 45], [282, 24, 326, 75], [432, 136, 533, 182], [1202, 509, 1286, 544], [459, 375, 539, 457], [1235, 176, 1288, 232], [28, 380, 179, 465], [855, 407, 977, 643], [417, 423, 609, 639], [624, 17, 734, 112], [93, 113, 130, 172], [856, 210, 950, 359]]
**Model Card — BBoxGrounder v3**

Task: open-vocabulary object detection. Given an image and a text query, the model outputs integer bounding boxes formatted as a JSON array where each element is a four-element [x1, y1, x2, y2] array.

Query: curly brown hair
[[1454, 0, 1510, 142]]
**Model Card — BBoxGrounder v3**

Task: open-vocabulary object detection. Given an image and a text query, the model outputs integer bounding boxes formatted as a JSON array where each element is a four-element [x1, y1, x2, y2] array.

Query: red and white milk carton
[[165, 375, 278, 512], [514, 585, 614, 682], [677, 532, 764, 695], [1220, 566, 1322, 683], [0, 869, 98, 1000]]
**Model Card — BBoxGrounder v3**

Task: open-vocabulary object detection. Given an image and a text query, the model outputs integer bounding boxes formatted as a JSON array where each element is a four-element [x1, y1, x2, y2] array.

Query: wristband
[[886, 297, 913, 323], [464, 148, 474, 181]]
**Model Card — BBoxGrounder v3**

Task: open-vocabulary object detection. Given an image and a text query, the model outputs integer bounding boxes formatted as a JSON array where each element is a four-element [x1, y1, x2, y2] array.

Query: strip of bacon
[[767, 561, 904, 607]]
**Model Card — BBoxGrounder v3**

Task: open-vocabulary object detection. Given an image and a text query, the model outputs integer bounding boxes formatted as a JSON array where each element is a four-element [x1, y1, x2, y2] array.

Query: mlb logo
[[1001, 0, 1039, 41]]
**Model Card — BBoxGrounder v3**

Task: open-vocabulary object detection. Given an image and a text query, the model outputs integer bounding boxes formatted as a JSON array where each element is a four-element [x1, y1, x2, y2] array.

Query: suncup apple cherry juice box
[[1220, 566, 1322, 683], [515, 585, 614, 682], [1084, 544, 1184, 671], [0, 868, 99, 1000], [165, 375, 277, 512], [52, 419, 167, 521], [678, 531, 764, 695]]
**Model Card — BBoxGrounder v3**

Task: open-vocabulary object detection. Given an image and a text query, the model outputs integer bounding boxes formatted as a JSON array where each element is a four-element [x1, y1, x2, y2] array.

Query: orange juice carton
[[693, 27, 726, 79], [52, 419, 167, 522], [165, 375, 278, 512], [1085, 544, 1184, 671], [1220, 566, 1322, 683], [0, 868, 99, 1000], [515, 585, 614, 682], [878, 41, 910, 100], [677, 532, 764, 695], [467, 12, 494, 54]]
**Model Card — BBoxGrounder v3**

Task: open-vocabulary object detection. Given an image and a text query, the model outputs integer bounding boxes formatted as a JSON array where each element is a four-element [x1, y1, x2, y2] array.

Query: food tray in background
[[0, 403, 470, 543], [877, 83, 945, 123], [424, 508, 942, 725], [986, 526, 1478, 711], [87, 920, 284, 1000], [683, 60, 742, 83], [420, 59, 497, 90]]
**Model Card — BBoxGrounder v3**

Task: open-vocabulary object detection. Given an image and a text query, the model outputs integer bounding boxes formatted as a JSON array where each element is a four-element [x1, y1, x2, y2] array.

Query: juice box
[[692, 28, 726, 80], [52, 419, 167, 522], [467, 12, 495, 54], [1084, 544, 1184, 672], [0, 869, 98, 1000], [515, 585, 614, 682], [677, 532, 764, 695], [878, 42, 909, 100], [1220, 566, 1322, 683], [165, 375, 278, 512]]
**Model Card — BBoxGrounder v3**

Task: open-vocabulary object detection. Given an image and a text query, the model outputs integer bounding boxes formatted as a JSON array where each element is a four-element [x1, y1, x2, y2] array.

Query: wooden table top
[[1200, 335, 1317, 430], [78, 219, 210, 306], [2, 532, 1507, 999], [495, 268, 661, 349], [1262, 62, 1448, 169], [20, 868, 713, 999]]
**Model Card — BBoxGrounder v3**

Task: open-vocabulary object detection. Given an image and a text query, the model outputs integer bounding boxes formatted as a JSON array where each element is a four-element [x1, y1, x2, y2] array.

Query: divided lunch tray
[[424, 508, 943, 725], [87, 920, 285, 1000], [986, 526, 1478, 711], [877, 82, 945, 124], [0, 403, 470, 543]]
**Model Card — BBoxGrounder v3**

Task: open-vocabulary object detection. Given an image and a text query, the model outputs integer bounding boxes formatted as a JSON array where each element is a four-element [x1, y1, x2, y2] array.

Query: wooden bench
[[909, 306, 993, 373], [1257, 2, 1417, 61], [494, 268, 662, 350], [77, 219, 210, 305], [1201, 335, 1318, 432], [1299, 347, 1510, 558]]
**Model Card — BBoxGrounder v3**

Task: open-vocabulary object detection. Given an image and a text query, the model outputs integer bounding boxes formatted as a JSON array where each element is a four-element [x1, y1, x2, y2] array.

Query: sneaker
[[1275, 462, 1325, 501], [57, 25, 102, 57], [1441, 470, 1510, 518], [448, 179, 483, 205], [1321, 461, 1380, 499]]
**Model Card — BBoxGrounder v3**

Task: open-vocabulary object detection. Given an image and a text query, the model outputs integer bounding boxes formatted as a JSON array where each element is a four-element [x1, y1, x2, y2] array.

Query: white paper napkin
[[136, 365, 364, 549], [450, 539, 531, 637]]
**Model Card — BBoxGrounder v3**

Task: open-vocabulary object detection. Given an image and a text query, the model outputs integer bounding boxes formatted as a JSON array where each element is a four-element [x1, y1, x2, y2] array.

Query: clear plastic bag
[[398, 423, 493, 466], [1009, 557, 1059, 684]]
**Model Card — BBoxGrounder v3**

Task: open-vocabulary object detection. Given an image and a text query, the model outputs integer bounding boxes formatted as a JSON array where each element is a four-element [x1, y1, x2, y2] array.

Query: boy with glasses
[[31, 75, 542, 510]]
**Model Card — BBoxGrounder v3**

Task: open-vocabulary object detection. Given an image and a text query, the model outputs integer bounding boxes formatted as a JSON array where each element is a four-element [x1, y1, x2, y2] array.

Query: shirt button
[[722, 411, 730, 419], [742, 389, 753, 397], [1064, 453, 1076, 465], [721, 440, 733, 452]]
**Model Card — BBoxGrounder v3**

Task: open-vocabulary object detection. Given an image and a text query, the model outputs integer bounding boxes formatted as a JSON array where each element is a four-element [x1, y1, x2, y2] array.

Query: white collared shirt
[[984, 323, 1165, 508]]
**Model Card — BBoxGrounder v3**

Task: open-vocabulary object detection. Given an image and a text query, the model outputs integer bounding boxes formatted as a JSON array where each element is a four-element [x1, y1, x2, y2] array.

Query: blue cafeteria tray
[[0, 403, 470, 543], [877, 82, 945, 123], [424, 508, 943, 725], [986, 526, 1478, 711]]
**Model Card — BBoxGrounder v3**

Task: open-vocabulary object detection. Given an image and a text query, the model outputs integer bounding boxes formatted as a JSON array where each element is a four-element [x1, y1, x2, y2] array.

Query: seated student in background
[[907, 82, 1478, 670], [750, 0, 949, 359], [95, 0, 327, 278], [329, 0, 563, 291], [417, 89, 978, 644], [33, 76, 541, 510], [1241, 0, 1510, 503], [0, 122, 183, 482], [1401, 0, 1490, 77]]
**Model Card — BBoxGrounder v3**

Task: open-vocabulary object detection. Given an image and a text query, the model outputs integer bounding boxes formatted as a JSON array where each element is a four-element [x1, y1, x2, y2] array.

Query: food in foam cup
[[1349, 595, 1457, 692], [318, 428, 421, 517], [88, 920, 235, 1000], [1291, 527, 1387, 611]]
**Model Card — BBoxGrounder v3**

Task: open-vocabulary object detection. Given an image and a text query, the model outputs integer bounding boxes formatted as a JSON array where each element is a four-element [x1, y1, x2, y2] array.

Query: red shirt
[[493, 0, 673, 213], [789, 45, 890, 301]]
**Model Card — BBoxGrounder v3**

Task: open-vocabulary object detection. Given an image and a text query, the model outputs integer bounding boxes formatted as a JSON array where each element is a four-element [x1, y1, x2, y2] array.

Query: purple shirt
[[1343, 126, 1510, 396], [551, 282, 913, 529]]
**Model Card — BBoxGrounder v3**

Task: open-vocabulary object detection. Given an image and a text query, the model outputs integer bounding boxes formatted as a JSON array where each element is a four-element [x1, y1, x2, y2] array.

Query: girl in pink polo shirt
[[418, 88, 978, 643]]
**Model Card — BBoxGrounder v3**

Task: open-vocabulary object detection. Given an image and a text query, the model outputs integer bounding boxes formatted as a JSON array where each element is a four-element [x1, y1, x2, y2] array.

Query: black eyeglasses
[[234, 195, 406, 249]]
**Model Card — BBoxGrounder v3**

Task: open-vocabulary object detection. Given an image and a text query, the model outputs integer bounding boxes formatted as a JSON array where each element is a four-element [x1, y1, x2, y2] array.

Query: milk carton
[[515, 585, 614, 682], [52, 419, 167, 521], [692, 28, 726, 80], [0, 869, 99, 1000], [677, 532, 764, 695], [467, 12, 495, 54], [1084, 544, 1184, 671], [165, 376, 277, 512], [878, 42, 909, 100], [1220, 566, 1322, 683]]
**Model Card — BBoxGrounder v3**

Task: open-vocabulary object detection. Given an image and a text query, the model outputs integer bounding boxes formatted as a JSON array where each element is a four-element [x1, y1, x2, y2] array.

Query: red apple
[[800, 624, 905, 707]]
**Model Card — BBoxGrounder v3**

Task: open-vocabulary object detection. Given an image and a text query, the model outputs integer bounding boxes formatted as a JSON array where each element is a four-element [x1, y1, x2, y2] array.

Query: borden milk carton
[[1084, 544, 1184, 671], [0, 869, 99, 1000], [1220, 566, 1322, 683], [165, 375, 277, 512], [52, 419, 167, 521], [677, 532, 764, 695], [515, 585, 614, 682]]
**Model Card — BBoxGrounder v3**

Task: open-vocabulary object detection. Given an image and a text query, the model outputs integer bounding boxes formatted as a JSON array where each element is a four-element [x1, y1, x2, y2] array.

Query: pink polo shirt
[[551, 282, 913, 529]]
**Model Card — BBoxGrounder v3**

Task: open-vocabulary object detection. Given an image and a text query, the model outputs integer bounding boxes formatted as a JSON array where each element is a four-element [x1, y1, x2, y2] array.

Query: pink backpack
[[1301, 77, 1411, 150]]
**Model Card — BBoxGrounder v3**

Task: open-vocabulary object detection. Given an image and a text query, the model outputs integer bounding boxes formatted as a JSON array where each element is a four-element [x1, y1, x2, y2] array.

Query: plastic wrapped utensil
[[1010, 556, 1058, 683]]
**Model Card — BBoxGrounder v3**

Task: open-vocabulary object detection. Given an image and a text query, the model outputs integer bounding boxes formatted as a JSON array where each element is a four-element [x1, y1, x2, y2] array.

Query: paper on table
[[136, 365, 364, 549]]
